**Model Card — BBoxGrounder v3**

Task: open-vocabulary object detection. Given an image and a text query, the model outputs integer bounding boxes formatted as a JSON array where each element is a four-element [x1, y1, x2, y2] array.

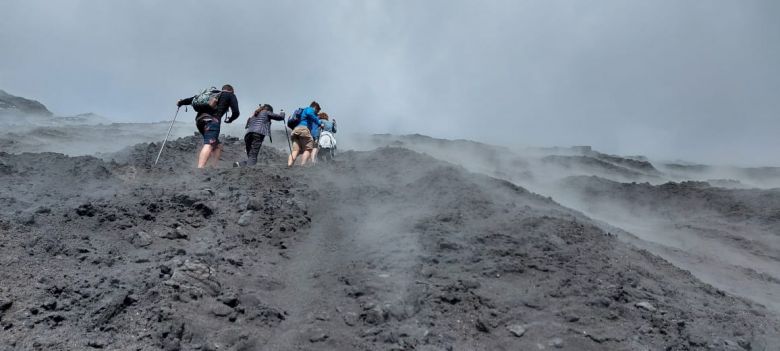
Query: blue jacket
[[321, 120, 336, 133], [298, 107, 321, 137]]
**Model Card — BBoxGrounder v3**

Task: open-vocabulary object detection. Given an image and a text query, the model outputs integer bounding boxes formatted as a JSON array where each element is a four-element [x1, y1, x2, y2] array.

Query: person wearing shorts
[[177, 84, 240, 168], [196, 115, 221, 146], [288, 101, 321, 167]]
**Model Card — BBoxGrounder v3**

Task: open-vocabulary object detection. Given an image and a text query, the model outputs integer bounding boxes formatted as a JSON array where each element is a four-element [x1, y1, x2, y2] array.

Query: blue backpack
[[287, 108, 304, 129]]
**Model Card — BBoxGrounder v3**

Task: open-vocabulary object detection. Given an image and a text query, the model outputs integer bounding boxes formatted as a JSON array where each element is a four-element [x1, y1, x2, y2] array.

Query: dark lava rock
[[0, 299, 12, 313], [18, 212, 35, 225], [361, 305, 388, 325], [76, 203, 97, 217], [218, 294, 239, 308], [308, 328, 328, 343], [246, 199, 263, 211], [549, 337, 564, 348], [87, 340, 106, 349], [210, 303, 233, 317], [342, 312, 359, 326], [475, 319, 490, 333], [156, 227, 188, 240], [129, 231, 153, 247], [507, 324, 526, 337], [237, 211, 252, 226], [91, 290, 132, 330], [165, 260, 221, 297], [193, 202, 214, 218]]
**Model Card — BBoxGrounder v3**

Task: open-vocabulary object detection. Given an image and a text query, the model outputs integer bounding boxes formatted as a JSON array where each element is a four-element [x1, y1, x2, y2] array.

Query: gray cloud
[[1, 0, 778, 165]]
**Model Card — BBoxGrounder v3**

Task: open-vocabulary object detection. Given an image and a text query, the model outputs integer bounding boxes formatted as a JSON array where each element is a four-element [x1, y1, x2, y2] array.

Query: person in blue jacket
[[288, 101, 322, 167]]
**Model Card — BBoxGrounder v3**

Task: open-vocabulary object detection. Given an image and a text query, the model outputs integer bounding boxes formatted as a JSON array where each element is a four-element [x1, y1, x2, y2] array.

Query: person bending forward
[[177, 84, 240, 168], [288, 101, 321, 167], [237, 104, 284, 167]]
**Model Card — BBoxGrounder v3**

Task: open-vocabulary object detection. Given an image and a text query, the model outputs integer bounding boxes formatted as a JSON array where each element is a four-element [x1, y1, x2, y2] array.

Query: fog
[[1, 0, 779, 165], [348, 134, 780, 314]]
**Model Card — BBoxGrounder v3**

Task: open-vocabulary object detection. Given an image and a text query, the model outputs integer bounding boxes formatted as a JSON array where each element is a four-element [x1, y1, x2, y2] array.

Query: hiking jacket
[[245, 110, 285, 136], [297, 107, 322, 135], [321, 120, 337, 133], [179, 90, 240, 123]]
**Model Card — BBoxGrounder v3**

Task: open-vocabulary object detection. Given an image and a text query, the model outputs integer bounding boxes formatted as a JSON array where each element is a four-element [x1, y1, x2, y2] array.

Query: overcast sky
[[1, 1, 778, 165]]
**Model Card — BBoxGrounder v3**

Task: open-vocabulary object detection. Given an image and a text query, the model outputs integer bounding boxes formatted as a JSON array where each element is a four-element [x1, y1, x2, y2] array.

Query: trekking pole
[[154, 106, 181, 166], [283, 112, 293, 155]]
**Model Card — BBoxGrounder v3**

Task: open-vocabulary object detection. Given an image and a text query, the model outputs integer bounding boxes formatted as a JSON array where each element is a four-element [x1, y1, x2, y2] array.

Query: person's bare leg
[[288, 150, 299, 167], [300, 150, 311, 166], [311, 148, 319, 165], [197, 145, 213, 169], [209, 144, 222, 168]]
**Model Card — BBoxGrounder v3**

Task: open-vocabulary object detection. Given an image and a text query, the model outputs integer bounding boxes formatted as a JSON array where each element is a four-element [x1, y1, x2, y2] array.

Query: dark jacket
[[179, 90, 240, 123], [245, 110, 285, 136]]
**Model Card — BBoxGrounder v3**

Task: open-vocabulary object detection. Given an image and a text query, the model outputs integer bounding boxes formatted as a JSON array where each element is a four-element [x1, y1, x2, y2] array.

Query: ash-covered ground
[[1, 135, 779, 351], [357, 134, 780, 322]]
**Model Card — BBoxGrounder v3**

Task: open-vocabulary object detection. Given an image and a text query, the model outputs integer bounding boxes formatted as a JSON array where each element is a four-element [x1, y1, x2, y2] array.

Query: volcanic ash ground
[[1, 136, 779, 350]]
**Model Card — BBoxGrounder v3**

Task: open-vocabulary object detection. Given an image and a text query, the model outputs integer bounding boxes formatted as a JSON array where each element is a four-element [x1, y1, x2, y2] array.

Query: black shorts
[[196, 116, 221, 146]]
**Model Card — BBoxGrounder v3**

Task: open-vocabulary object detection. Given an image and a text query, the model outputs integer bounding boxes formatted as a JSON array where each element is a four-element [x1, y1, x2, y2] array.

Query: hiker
[[177, 84, 240, 168], [309, 112, 322, 164], [235, 104, 285, 167], [316, 112, 337, 162], [287, 101, 322, 167]]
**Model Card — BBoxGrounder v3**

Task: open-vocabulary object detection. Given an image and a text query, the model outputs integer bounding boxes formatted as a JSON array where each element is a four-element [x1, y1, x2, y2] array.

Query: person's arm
[[332, 119, 337, 133], [225, 94, 240, 123], [301, 108, 316, 120], [302, 109, 321, 127], [176, 96, 194, 106], [314, 115, 323, 129], [268, 111, 285, 121]]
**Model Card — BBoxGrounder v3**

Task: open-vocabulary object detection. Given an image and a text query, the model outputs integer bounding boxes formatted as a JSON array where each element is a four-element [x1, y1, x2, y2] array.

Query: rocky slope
[[1, 136, 778, 350], [558, 176, 780, 313]]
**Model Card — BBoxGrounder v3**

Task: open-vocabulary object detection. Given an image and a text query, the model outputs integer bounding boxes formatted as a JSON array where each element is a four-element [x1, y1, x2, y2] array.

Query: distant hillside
[[55, 112, 112, 125], [0, 89, 52, 116]]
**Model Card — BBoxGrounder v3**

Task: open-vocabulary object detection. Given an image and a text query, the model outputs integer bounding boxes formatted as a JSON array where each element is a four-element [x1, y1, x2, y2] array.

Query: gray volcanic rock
[[558, 174, 780, 313], [0, 136, 778, 350], [0, 89, 52, 116]]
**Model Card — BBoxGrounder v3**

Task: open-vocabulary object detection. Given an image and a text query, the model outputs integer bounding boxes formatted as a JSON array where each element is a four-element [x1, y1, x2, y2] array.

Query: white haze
[[1, 1, 779, 166]]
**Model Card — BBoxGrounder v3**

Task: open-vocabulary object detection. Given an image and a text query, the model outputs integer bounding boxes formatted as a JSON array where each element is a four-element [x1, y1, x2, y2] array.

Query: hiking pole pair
[[154, 106, 181, 166]]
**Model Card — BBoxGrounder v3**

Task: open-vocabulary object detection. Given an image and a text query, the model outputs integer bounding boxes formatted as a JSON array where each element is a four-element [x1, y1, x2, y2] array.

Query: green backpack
[[192, 87, 221, 113]]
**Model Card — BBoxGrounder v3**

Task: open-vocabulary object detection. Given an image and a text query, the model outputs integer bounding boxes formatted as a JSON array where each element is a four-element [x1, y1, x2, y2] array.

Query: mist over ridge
[[1, 1, 779, 165]]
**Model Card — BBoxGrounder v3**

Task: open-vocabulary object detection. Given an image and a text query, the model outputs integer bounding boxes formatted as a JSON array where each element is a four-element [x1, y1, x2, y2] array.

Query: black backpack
[[287, 108, 304, 129], [192, 87, 221, 113]]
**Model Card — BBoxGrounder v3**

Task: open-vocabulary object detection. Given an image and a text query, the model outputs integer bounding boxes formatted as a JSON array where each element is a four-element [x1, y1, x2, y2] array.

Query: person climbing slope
[[177, 84, 240, 168], [309, 110, 322, 164], [287, 101, 321, 167], [235, 104, 285, 167], [316, 112, 337, 162]]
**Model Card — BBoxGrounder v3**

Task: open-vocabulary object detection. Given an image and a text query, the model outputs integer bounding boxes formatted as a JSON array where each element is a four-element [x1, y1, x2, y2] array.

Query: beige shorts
[[291, 126, 314, 153]]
